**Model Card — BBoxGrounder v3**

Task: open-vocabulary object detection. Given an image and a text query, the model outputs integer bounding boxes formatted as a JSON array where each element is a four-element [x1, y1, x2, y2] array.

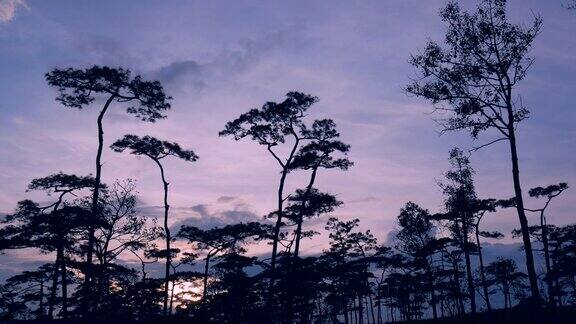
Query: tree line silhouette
[[1, 0, 575, 323]]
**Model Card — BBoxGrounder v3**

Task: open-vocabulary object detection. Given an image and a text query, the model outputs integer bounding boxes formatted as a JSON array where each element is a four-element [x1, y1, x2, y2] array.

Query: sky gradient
[[0, 0, 575, 275]]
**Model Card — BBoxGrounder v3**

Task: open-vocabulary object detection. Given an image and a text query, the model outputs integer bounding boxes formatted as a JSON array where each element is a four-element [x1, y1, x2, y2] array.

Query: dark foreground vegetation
[[1, 0, 575, 323], [8, 306, 576, 324]]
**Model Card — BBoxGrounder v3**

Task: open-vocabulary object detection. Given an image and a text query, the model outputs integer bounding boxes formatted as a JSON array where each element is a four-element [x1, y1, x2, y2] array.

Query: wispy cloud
[[150, 24, 302, 95], [0, 0, 27, 23]]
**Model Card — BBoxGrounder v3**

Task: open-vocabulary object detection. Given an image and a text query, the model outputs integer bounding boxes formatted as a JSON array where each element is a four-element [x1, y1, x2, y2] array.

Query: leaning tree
[[110, 134, 197, 316], [405, 0, 543, 300], [45, 66, 171, 312]]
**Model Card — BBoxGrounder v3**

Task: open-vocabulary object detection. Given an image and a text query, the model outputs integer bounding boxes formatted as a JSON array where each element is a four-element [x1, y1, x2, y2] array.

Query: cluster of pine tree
[[0, 0, 575, 323]]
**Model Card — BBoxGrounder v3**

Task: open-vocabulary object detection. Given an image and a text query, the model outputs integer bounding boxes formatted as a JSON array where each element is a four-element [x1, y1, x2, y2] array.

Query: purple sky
[[0, 0, 575, 271]]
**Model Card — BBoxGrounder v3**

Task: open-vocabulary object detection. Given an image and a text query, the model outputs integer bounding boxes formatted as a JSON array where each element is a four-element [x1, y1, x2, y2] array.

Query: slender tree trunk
[[540, 213, 554, 306], [294, 167, 318, 259], [507, 127, 540, 300], [475, 226, 492, 311], [48, 197, 66, 319], [267, 134, 301, 320], [430, 290, 437, 320], [48, 256, 59, 319], [426, 260, 438, 320], [83, 95, 115, 315], [440, 255, 446, 318], [452, 258, 465, 315], [271, 167, 289, 272], [462, 216, 476, 314], [60, 249, 68, 319], [93, 257, 105, 312], [377, 299, 382, 324], [155, 160, 171, 317], [270, 135, 300, 272], [427, 258, 438, 320], [354, 299, 359, 324], [267, 166, 287, 322], [268, 140, 301, 319], [202, 255, 211, 302]]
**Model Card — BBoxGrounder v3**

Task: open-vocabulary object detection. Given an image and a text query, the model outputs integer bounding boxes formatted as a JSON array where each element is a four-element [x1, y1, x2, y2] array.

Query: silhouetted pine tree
[[406, 0, 543, 300], [110, 134, 198, 316]]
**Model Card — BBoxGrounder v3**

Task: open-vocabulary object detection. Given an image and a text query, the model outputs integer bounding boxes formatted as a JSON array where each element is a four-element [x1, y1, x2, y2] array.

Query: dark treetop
[[110, 135, 198, 162], [45, 65, 171, 122]]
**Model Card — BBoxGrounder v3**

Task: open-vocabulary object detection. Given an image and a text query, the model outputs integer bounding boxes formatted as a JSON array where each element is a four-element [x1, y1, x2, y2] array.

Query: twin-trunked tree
[[219, 92, 352, 317], [219, 92, 351, 272]]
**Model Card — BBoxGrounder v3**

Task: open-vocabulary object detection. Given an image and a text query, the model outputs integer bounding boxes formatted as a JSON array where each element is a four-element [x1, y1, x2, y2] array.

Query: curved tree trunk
[[463, 248, 475, 314], [475, 225, 492, 311], [294, 167, 318, 258], [462, 215, 476, 314], [202, 255, 211, 302], [47, 255, 59, 319], [270, 167, 288, 271], [83, 94, 116, 315], [268, 135, 300, 313], [270, 135, 300, 272], [540, 213, 554, 306], [507, 129, 540, 300], [427, 259, 438, 320], [60, 249, 68, 319], [155, 159, 171, 317], [48, 193, 66, 319]]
